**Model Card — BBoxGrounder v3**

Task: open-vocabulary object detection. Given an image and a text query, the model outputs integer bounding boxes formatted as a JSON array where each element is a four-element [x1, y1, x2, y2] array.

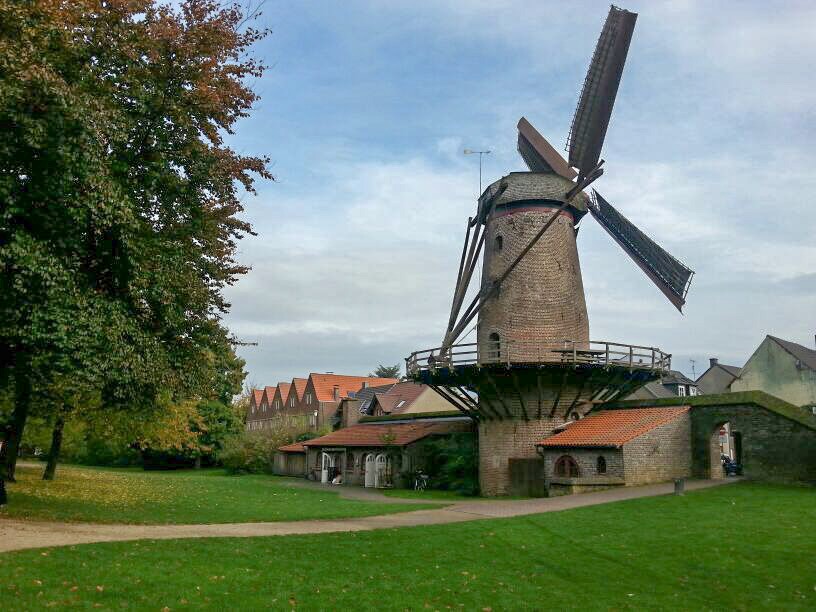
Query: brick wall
[[541, 448, 624, 480], [622, 412, 691, 485], [477, 186, 589, 362]]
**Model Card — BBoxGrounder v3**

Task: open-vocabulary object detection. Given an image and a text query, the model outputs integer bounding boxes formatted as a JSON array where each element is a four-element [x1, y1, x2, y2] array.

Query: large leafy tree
[[0, 0, 270, 481]]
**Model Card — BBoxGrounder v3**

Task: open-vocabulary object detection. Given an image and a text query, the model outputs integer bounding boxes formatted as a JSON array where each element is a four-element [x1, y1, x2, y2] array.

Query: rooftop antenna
[[464, 149, 491, 193], [690, 359, 696, 379]]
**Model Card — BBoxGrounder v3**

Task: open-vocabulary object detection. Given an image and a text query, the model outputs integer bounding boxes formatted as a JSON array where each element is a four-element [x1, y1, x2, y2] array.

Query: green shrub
[[415, 433, 479, 496]]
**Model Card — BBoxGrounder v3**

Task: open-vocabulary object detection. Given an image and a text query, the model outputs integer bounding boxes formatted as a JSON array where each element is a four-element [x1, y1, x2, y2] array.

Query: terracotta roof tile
[[537, 407, 689, 448], [302, 421, 463, 448], [251, 389, 264, 407], [309, 374, 400, 403], [278, 442, 307, 453]]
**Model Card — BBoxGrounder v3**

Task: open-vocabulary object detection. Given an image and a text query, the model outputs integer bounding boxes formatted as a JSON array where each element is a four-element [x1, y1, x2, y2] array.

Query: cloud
[[225, 1, 816, 383]]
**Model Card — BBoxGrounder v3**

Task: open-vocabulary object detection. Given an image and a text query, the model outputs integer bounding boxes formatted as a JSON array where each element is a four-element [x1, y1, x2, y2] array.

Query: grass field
[[2, 482, 814, 609], [0, 464, 437, 524]]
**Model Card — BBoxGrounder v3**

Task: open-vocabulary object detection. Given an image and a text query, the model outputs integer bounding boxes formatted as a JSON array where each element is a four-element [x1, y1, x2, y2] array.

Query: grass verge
[[1, 482, 814, 609], [0, 464, 437, 524]]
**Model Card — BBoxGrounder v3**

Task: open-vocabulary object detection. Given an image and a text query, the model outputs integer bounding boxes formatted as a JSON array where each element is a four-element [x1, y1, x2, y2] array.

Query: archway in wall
[[709, 422, 742, 479]]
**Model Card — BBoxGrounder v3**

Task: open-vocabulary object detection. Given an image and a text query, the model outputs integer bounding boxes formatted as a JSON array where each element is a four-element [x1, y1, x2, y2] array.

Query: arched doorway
[[710, 422, 742, 479], [374, 454, 391, 488], [364, 454, 375, 488], [320, 452, 335, 484], [554, 455, 580, 478]]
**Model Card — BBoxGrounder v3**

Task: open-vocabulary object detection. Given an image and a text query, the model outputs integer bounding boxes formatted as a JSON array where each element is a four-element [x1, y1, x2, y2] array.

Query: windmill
[[406, 5, 694, 496]]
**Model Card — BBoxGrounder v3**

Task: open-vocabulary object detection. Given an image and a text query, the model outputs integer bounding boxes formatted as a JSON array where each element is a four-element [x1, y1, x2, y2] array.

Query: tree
[[370, 364, 401, 379], [0, 1, 270, 480]]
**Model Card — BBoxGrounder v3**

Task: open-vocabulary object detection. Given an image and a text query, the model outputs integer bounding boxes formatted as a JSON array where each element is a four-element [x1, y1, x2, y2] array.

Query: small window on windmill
[[494, 235, 503, 252], [489, 332, 501, 360]]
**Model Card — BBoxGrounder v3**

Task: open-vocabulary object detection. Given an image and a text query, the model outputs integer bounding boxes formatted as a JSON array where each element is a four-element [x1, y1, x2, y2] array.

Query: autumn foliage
[[0, 1, 270, 481]]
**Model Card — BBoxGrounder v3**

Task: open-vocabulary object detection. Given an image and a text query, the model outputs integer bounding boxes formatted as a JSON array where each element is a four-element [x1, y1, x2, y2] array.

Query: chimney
[[362, 381, 368, 389], [333, 384, 340, 401], [709, 357, 718, 368]]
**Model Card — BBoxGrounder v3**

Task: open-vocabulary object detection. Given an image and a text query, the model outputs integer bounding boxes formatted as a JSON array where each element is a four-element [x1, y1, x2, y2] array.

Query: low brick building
[[537, 407, 691, 495], [300, 417, 473, 487]]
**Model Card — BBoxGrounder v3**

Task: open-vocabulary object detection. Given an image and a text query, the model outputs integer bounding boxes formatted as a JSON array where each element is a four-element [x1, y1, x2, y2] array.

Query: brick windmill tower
[[407, 6, 694, 496]]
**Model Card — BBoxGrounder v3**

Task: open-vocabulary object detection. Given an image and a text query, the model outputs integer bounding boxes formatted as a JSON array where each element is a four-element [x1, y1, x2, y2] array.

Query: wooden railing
[[406, 339, 671, 377]]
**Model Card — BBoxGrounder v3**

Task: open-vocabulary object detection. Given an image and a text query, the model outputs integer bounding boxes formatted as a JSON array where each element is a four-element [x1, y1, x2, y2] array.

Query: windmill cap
[[477, 172, 588, 224]]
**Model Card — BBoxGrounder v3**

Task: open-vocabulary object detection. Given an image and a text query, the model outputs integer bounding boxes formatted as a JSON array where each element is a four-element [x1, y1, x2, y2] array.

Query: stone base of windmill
[[478, 417, 577, 496]]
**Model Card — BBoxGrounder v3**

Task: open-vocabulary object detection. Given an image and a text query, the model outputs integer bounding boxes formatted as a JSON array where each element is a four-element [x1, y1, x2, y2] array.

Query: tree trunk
[[42, 415, 65, 481], [194, 455, 202, 470], [0, 475, 6, 506], [5, 354, 32, 482]]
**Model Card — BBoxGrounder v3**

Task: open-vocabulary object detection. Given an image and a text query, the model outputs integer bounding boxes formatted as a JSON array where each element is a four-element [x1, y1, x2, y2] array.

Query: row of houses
[[246, 373, 457, 433]]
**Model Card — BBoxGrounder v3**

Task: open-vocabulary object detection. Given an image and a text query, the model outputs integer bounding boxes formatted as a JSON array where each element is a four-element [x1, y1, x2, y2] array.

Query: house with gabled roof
[[731, 335, 816, 408], [302, 373, 400, 430], [368, 382, 454, 417], [272, 381, 291, 413], [696, 358, 742, 395], [246, 388, 266, 431]]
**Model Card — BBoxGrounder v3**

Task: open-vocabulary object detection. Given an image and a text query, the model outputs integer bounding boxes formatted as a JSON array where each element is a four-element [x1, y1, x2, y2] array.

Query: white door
[[364, 454, 375, 488], [375, 454, 387, 488], [321, 452, 332, 484]]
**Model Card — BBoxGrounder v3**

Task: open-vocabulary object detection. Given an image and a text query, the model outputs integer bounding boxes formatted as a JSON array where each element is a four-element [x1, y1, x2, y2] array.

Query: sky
[[222, 0, 816, 387]]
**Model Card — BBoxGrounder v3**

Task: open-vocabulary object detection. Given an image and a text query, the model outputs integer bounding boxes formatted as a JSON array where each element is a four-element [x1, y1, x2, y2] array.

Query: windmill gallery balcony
[[406, 340, 671, 378]]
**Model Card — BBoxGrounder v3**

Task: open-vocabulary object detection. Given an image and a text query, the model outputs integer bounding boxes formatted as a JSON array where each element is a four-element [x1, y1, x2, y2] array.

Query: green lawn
[[2, 483, 814, 609], [0, 464, 437, 524]]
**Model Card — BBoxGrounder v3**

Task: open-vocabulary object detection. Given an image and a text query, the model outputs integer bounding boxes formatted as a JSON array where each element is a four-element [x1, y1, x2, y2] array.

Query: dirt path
[[0, 479, 734, 553]]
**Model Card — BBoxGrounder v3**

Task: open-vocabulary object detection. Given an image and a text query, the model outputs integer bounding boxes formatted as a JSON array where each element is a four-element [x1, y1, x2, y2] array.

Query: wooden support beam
[[510, 371, 529, 421], [485, 370, 513, 419], [427, 384, 473, 418], [549, 370, 570, 418]]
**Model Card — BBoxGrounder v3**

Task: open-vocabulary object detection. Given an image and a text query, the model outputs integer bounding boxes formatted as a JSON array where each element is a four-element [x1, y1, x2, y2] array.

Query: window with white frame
[[290, 397, 295, 407], [677, 385, 687, 397], [306, 392, 312, 405], [689, 386, 698, 396]]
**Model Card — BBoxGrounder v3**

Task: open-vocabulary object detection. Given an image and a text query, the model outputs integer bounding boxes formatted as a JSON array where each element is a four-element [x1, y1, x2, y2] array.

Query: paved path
[[0, 479, 734, 553]]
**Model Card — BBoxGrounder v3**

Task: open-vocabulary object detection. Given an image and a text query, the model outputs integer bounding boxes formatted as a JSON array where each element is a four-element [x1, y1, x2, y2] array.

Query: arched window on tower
[[494, 235, 503, 252], [489, 332, 501, 361], [596, 456, 607, 474], [554, 455, 580, 478]]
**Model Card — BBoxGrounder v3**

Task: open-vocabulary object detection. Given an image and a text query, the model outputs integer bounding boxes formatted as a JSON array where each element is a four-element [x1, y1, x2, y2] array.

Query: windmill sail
[[517, 117, 577, 180], [589, 191, 693, 311], [567, 6, 637, 178]]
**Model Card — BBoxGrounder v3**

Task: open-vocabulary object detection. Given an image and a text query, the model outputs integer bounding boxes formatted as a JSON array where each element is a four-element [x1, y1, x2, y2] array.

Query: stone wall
[[622, 412, 691, 485], [690, 403, 816, 482]]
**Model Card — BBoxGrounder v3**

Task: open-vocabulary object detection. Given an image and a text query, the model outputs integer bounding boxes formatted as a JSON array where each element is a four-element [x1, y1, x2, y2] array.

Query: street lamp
[[463, 148, 491, 193]]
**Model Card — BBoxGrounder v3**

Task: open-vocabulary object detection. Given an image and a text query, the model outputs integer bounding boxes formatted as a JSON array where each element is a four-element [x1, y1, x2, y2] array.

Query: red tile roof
[[291, 377, 308, 400], [261, 385, 277, 406], [537, 407, 689, 448], [251, 389, 264, 407], [375, 382, 425, 414], [309, 374, 400, 403], [275, 382, 291, 406], [302, 421, 465, 448], [278, 442, 307, 453]]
